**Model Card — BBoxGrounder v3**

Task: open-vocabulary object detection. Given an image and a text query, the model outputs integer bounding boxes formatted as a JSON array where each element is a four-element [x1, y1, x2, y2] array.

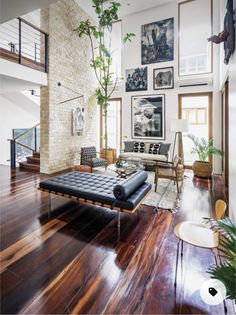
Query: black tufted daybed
[[39, 170, 152, 238]]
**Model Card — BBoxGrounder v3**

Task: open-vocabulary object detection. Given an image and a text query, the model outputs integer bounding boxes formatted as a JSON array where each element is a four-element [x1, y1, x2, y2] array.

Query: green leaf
[[123, 32, 135, 43]]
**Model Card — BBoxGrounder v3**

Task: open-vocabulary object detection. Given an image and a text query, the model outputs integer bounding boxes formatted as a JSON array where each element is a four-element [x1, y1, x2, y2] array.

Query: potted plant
[[188, 134, 223, 178], [74, 0, 134, 154], [204, 217, 236, 301]]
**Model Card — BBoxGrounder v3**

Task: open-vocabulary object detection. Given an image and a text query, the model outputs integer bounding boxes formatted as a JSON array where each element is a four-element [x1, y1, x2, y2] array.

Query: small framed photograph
[[126, 67, 148, 92], [153, 66, 174, 90]]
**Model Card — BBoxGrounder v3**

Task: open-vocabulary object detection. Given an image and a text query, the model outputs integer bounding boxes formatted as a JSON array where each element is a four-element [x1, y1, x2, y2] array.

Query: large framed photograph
[[153, 67, 174, 90], [126, 67, 148, 92], [141, 17, 174, 65], [72, 106, 85, 136], [131, 94, 165, 140]]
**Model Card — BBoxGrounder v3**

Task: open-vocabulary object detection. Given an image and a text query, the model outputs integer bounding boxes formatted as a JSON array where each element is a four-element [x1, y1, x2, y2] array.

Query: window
[[182, 108, 207, 125], [179, 93, 212, 166], [100, 99, 122, 154], [179, 0, 212, 76], [105, 20, 122, 81]]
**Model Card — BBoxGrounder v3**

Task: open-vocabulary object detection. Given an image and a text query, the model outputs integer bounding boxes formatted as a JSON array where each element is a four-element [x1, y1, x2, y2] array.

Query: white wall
[[112, 0, 222, 172], [228, 52, 236, 222], [218, 0, 236, 221], [0, 95, 39, 165], [0, 0, 58, 23]]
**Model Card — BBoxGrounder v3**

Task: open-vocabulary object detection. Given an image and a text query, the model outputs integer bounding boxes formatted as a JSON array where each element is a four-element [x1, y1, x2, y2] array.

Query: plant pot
[[192, 161, 212, 178], [100, 148, 117, 165]]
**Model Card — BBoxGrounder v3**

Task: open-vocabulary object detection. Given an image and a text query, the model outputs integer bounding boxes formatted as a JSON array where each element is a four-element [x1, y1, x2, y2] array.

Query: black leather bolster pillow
[[113, 171, 148, 201]]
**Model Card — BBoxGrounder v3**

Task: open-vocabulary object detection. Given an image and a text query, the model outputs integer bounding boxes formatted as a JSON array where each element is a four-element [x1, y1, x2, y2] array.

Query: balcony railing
[[0, 18, 48, 73]]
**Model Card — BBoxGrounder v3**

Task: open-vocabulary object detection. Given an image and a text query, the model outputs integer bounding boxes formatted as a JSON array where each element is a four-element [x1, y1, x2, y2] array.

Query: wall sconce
[[57, 82, 84, 104]]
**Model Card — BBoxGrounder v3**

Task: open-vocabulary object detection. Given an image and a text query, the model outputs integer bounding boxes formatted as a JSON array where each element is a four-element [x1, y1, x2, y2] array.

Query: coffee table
[[108, 160, 143, 179]]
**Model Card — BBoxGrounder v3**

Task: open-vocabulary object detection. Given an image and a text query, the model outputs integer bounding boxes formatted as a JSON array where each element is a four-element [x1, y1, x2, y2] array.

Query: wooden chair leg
[[155, 177, 158, 192], [176, 179, 179, 193]]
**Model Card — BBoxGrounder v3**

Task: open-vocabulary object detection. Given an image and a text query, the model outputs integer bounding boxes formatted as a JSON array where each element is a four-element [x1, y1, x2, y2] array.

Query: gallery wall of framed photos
[[120, 2, 177, 142], [109, 0, 222, 173]]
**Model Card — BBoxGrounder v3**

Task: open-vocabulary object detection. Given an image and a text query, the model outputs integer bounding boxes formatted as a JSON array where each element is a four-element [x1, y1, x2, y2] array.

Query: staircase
[[19, 151, 40, 172]]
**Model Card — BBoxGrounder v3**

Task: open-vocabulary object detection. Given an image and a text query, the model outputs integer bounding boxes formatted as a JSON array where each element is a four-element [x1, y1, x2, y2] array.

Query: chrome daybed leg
[[117, 211, 121, 241], [48, 193, 51, 218]]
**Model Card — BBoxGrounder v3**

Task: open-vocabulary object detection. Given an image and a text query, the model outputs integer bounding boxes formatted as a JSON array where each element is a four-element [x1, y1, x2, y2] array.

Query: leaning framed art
[[131, 94, 165, 140], [153, 66, 174, 90]]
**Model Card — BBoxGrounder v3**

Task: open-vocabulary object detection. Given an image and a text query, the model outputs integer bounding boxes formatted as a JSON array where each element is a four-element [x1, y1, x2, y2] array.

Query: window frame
[[178, 0, 213, 77]]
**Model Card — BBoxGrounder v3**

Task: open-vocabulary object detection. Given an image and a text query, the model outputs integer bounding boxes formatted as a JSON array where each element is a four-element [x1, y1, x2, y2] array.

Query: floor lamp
[[170, 119, 189, 165]]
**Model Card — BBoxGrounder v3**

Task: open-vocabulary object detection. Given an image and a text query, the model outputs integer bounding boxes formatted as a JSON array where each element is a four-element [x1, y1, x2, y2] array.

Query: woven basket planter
[[193, 161, 212, 178]]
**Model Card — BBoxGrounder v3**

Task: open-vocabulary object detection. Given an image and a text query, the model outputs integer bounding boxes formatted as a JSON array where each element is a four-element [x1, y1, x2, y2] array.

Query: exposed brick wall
[[40, 0, 98, 174]]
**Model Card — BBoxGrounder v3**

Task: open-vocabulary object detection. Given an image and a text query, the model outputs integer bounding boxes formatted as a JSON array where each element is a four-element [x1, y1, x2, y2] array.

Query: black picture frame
[[131, 94, 165, 140], [153, 66, 174, 90], [125, 67, 148, 92], [141, 17, 174, 65]]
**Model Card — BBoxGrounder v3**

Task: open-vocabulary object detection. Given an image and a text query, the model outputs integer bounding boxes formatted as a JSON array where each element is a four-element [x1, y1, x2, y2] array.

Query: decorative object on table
[[188, 134, 224, 178], [72, 106, 85, 136], [74, 0, 135, 153], [153, 66, 174, 90], [108, 160, 143, 179], [204, 216, 236, 301], [141, 17, 174, 65], [126, 67, 148, 92], [154, 155, 184, 194], [80, 146, 107, 172], [100, 148, 117, 165], [131, 94, 165, 140], [170, 119, 189, 164], [57, 82, 84, 104]]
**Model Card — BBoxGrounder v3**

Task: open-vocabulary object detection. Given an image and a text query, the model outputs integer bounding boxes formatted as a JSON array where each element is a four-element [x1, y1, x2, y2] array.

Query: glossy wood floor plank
[[1, 166, 234, 315], [0, 219, 67, 271], [1, 207, 114, 314]]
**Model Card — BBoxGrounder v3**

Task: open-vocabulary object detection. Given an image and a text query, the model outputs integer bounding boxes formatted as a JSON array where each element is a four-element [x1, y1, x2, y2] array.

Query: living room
[[0, 0, 235, 314]]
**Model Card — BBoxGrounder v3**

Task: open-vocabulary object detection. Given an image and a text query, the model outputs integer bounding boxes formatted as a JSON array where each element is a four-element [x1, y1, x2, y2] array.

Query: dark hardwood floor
[[0, 165, 234, 314]]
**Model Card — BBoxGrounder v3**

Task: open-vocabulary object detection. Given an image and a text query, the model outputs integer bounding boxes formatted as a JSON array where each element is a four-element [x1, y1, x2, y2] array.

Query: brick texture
[[40, 0, 98, 174]]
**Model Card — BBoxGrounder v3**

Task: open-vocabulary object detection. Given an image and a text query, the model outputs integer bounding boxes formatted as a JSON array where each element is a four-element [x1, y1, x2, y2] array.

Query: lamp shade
[[170, 119, 189, 132]]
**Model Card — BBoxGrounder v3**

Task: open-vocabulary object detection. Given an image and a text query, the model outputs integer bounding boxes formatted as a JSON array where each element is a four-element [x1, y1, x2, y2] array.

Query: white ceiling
[[76, 0, 178, 19], [0, 74, 41, 94]]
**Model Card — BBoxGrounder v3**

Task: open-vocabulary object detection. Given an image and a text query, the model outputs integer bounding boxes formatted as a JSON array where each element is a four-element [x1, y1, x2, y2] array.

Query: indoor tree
[[74, 0, 134, 151]]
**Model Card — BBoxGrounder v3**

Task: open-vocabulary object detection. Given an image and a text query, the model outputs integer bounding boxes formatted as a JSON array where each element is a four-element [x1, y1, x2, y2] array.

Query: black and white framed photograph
[[141, 17, 174, 65], [72, 106, 85, 136], [153, 66, 174, 90], [125, 67, 148, 92], [131, 94, 165, 140]]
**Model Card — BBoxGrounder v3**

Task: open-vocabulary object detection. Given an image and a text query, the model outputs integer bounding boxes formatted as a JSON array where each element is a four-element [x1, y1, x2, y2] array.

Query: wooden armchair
[[80, 146, 107, 172], [154, 155, 184, 193]]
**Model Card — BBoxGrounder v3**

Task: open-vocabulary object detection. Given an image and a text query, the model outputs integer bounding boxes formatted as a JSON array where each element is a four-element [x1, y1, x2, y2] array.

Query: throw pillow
[[124, 141, 134, 152], [159, 143, 171, 156], [133, 142, 145, 153], [148, 143, 161, 155]]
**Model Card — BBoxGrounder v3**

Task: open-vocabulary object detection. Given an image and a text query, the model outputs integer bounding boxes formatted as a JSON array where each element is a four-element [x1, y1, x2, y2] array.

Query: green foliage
[[74, 0, 135, 149], [188, 134, 223, 161], [203, 218, 236, 300]]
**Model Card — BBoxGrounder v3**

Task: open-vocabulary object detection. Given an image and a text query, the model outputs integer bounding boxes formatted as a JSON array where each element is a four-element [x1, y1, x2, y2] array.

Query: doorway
[[178, 93, 212, 168]]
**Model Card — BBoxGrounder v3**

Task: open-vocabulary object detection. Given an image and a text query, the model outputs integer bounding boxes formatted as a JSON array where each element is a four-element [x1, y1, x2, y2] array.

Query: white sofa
[[119, 141, 171, 163]]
